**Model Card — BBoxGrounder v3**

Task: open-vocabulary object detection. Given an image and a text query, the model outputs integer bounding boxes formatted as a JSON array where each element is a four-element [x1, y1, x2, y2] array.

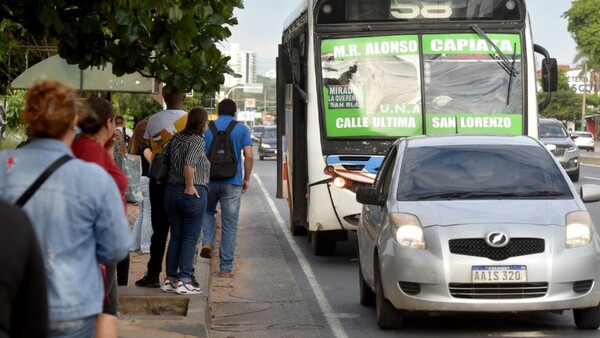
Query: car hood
[[392, 199, 581, 227], [539, 137, 575, 146], [261, 138, 277, 145]]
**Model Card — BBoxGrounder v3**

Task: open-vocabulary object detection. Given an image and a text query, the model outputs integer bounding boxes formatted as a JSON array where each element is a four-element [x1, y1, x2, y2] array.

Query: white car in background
[[572, 131, 595, 152]]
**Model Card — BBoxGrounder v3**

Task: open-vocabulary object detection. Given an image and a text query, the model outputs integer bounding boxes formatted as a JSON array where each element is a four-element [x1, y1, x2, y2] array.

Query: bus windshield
[[320, 32, 523, 138]]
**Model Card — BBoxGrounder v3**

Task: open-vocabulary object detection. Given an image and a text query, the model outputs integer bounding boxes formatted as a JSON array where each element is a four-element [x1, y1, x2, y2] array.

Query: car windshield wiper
[[416, 190, 567, 200], [469, 24, 519, 106], [516, 190, 566, 197], [416, 191, 515, 200]]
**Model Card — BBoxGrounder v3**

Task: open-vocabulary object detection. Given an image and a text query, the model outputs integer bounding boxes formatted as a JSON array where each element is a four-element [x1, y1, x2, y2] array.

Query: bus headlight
[[389, 213, 426, 249], [566, 211, 593, 248], [333, 176, 346, 188]]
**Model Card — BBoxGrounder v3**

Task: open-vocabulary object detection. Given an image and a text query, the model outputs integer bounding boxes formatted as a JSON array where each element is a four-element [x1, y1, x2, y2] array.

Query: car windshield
[[539, 122, 568, 138], [397, 144, 572, 201], [253, 126, 265, 134], [262, 128, 277, 139], [574, 132, 592, 138]]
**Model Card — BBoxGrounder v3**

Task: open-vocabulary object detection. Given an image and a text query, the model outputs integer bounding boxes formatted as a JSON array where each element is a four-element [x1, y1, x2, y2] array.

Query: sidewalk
[[117, 207, 212, 337]]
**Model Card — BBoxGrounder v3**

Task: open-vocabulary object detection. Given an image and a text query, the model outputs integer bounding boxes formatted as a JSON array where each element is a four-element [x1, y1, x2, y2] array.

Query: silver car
[[539, 118, 580, 181], [356, 135, 600, 330]]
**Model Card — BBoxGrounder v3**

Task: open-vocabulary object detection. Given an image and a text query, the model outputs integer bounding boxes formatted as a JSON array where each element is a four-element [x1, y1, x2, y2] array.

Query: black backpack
[[207, 120, 238, 179]]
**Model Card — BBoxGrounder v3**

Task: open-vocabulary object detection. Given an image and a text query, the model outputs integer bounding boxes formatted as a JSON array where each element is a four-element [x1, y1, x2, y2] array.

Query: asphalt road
[[223, 153, 600, 338]]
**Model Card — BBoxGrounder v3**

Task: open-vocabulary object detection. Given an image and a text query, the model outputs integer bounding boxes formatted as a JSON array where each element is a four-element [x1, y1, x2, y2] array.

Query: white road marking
[[255, 174, 349, 338], [583, 176, 600, 181]]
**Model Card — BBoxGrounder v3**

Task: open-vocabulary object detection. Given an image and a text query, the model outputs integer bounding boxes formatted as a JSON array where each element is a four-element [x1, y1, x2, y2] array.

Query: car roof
[[403, 135, 540, 149], [572, 131, 592, 135]]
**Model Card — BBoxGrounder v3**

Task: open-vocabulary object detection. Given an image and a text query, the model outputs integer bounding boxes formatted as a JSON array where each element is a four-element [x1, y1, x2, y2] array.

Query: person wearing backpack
[[201, 99, 253, 277]]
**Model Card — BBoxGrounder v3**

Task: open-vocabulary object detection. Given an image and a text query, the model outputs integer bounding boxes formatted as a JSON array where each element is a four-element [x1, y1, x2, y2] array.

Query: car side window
[[375, 145, 398, 197]]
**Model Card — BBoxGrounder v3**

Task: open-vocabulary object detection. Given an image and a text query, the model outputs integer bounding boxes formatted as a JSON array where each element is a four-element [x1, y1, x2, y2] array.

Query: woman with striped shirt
[[161, 107, 210, 295]]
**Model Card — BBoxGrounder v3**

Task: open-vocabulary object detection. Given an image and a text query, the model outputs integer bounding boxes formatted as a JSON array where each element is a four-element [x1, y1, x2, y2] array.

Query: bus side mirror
[[542, 57, 558, 92]]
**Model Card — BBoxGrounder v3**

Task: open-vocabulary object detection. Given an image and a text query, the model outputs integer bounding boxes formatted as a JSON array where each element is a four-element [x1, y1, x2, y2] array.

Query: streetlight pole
[[581, 63, 588, 131]]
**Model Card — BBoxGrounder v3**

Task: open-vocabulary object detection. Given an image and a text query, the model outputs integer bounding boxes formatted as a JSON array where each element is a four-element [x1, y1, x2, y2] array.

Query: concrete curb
[[581, 153, 600, 166], [117, 254, 212, 337]]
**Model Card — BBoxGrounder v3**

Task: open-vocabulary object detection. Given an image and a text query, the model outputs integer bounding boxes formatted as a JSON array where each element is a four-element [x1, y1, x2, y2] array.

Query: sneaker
[[191, 274, 200, 288], [175, 280, 202, 295], [160, 278, 177, 293], [135, 274, 160, 288], [200, 243, 212, 259]]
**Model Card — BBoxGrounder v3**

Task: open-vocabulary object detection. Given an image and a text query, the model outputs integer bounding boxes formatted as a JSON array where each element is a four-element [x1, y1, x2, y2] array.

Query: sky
[[219, 0, 579, 76]]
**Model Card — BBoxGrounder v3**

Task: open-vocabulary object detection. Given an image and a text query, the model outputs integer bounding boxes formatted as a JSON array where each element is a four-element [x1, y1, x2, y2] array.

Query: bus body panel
[[278, 0, 551, 253]]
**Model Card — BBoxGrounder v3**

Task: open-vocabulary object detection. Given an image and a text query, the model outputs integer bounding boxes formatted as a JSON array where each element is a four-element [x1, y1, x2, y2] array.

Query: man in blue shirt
[[201, 99, 253, 277]]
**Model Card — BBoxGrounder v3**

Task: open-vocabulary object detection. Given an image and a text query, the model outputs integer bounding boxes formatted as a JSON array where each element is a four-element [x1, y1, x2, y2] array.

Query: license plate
[[471, 265, 527, 283]]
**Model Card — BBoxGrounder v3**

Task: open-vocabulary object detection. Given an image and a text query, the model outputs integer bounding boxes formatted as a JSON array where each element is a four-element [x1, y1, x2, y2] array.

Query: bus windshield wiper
[[469, 24, 519, 82]]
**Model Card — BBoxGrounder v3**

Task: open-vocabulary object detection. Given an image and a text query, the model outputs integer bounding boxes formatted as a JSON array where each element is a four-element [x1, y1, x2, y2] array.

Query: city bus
[[275, 0, 558, 255]]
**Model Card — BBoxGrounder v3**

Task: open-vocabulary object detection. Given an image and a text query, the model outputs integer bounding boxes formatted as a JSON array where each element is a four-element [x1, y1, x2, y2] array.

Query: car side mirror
[[580, 184, 600, 203], [356, 187, 386, 206]]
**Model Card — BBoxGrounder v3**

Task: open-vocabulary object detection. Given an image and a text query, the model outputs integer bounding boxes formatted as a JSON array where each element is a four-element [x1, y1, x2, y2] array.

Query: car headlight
[[389, 213, 426, 249], [566, 144, 578, 153], [261, 143, 271, 148], [566, 211, 593, 248]]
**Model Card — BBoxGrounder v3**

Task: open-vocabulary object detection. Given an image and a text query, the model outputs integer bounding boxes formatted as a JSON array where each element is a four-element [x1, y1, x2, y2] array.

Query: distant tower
[[224, 43, 257, 87]]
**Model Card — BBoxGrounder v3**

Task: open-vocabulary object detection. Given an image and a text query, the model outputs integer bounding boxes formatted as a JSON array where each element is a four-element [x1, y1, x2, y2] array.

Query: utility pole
[[581, 63, 588, 131]]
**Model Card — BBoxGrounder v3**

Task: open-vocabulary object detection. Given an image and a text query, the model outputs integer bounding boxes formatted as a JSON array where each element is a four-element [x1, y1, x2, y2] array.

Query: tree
[[539, 69, 583, 122], [564, 0, 600, 65], [0, 0, 244, 95]]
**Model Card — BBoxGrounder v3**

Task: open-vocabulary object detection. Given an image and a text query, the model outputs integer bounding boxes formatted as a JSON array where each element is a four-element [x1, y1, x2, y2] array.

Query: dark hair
[[78, 97, 115, 134], [217, 99, 236, 116], [129, 119, 148, 153], [115, 116, 125, 125], [184, 107, 209, 135], [21, 80, 77, 139], [163, 91, 185, 109]]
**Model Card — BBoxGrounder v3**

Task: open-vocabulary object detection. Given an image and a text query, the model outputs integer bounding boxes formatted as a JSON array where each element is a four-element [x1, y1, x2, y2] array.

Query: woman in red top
[[71, 97, 129, 338]]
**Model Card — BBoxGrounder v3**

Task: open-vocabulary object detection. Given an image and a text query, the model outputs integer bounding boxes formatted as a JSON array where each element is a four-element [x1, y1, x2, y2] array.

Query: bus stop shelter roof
[[11, 55, 158, 93]]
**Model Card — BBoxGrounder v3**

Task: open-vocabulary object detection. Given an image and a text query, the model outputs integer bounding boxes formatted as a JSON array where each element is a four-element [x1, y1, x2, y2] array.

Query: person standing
[[0, 200, 48, 338], [71, 96, 131, 337], [136, 90, 188, 288], [129, 120, 153, 253], [161, 107, 210, 294], [200, 99, 253, 277], [0, 80, 130, 337]]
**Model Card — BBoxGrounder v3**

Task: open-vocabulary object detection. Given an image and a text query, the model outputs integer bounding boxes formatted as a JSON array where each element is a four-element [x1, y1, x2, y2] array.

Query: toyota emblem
[[485, 232, 509, 248]]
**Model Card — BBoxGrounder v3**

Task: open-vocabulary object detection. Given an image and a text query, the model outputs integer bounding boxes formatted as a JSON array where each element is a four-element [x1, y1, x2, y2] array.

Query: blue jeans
[[131, 176, 151, 253], [202, 183, 242, 273], [164, 183, 207, 283], [48, 315, 96, 338]]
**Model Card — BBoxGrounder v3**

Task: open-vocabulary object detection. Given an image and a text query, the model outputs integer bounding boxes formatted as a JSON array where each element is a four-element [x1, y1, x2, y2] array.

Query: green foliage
[[112, 93, 163, 123], [539, 69, 593, 122], [0, 0, 244, 96], [3, 90, 26, 128], [564, 0, 600, 64]]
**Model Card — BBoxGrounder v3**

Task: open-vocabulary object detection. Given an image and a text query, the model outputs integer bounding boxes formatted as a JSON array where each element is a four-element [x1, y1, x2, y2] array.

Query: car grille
[[449, 238, 545, 261], [551, 146, 567, 156], [449, 282, 548, 299]]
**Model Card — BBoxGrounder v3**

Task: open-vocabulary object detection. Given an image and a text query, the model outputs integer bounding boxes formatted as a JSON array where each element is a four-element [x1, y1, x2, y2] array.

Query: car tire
[[573, 304, 600, 330], [359, 259, 375, 307], [259, 155, 264, 161], [375, 257, 402, 329], [569, 169, 580, 182]]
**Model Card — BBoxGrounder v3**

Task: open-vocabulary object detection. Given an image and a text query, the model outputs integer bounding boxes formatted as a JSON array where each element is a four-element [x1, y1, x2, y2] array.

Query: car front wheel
[[375, 257, 402, 329], [574, 304, 600, 330], [359, 259, 375, 307]]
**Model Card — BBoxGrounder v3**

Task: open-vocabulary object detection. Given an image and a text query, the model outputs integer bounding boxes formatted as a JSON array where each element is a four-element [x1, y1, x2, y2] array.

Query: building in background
[[223, 43, 257, 87]]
